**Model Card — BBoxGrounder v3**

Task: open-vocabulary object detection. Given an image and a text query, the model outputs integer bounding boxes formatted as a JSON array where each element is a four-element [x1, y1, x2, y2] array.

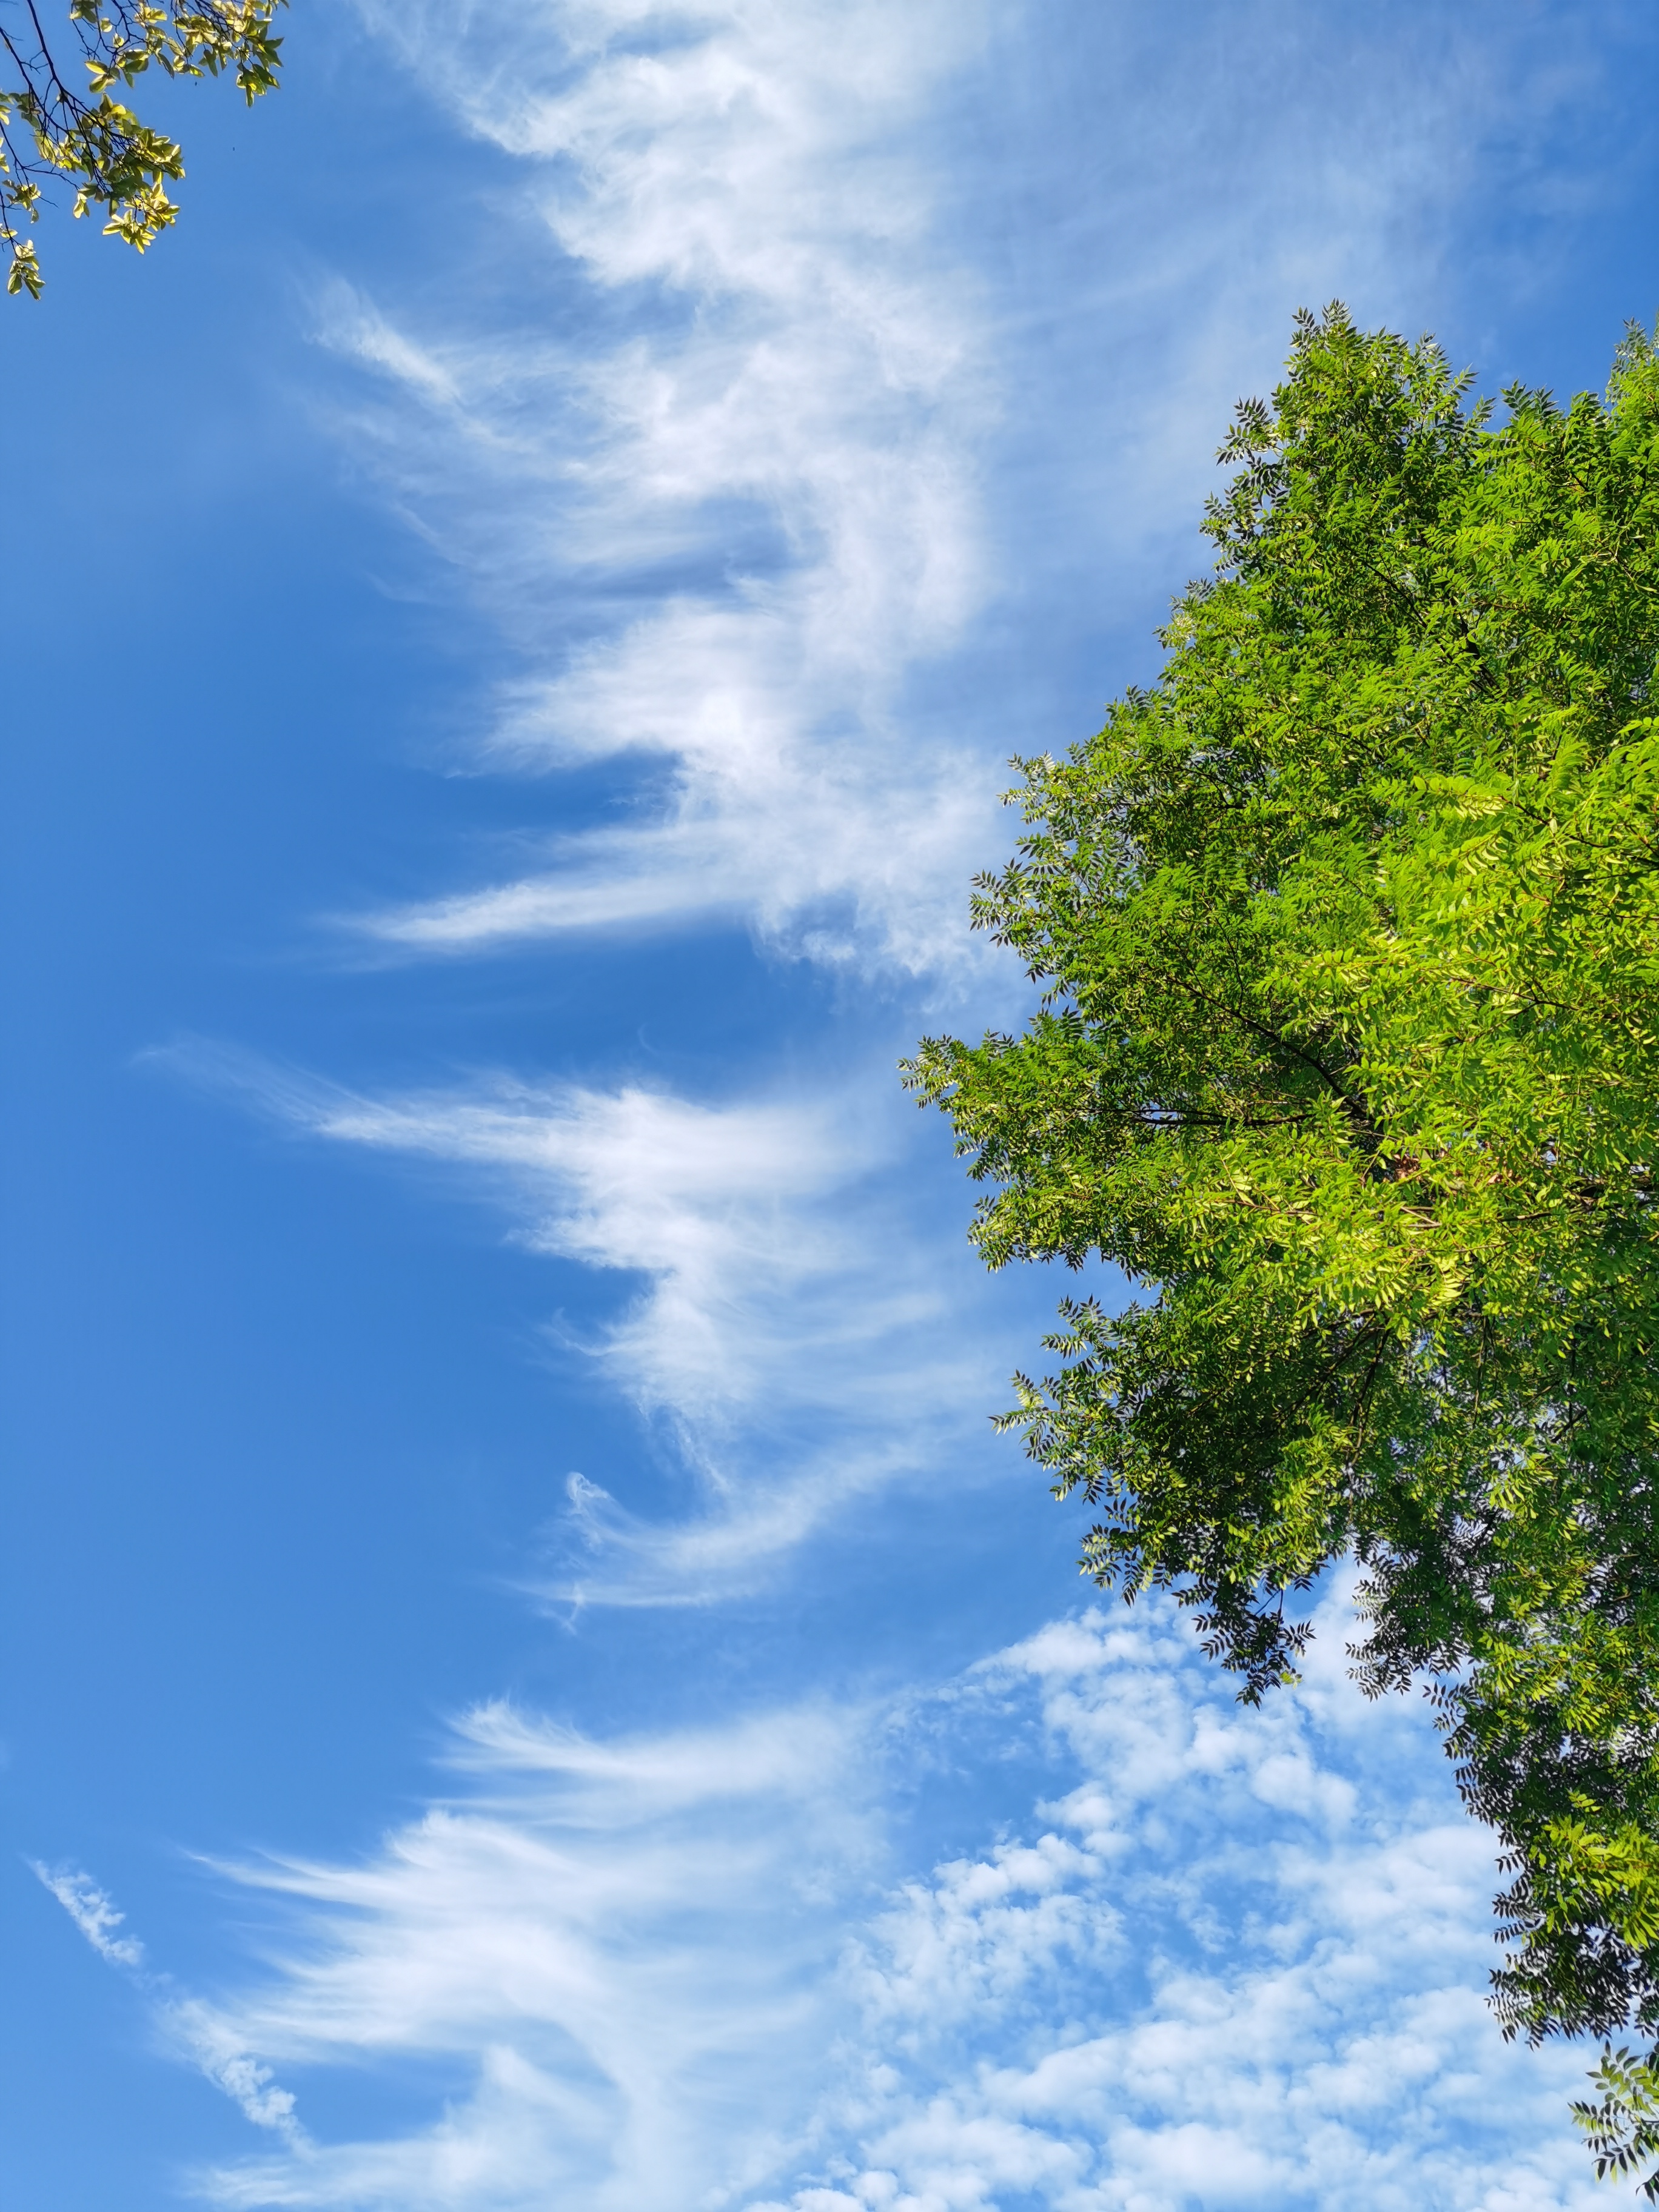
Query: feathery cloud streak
[[189, 1700, 876, 2211], [164, 1042, 1024, 1606], [33, 1865, 303, 2140], [333, 0, 1000, 976], [32, 1863, 146, 1968]]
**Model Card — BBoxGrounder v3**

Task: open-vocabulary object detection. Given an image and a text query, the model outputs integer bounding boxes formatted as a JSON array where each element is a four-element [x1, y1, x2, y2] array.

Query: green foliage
[[1577, 2043, 1659, 2197], [905, 304, 1659, 2184], [0, 1, 284, 295]]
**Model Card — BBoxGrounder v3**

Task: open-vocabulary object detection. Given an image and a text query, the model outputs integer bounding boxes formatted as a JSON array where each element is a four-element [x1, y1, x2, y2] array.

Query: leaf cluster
[[905, 305, 1659, 2174], [0, 0, 283, 295], [1577, 2043, 1659, 2199]]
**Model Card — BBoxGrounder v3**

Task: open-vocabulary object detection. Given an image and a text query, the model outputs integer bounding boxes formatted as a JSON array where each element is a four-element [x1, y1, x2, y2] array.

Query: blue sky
[[4, 4, 1659, 2207]]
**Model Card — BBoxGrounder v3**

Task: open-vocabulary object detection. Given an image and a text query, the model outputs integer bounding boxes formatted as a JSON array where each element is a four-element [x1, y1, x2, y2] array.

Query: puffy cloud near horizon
[[768, 1600, 1603, 2212]]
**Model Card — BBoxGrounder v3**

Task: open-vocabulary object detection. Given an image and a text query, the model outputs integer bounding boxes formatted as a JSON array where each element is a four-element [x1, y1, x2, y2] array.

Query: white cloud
[[160, 1042, 1022, 1606], [33, 1861, 146, 1968], [313, 282, 464, 411], [325, 0, 1002, 980], [167, 2003, 306, 2142], [754, 1593, 1606, 2212], [186, 1700, 877, 2212], [289, 1071, 869, 1419], [169, 1594, 1607, 2212], [32, 1863, 304, 2140]]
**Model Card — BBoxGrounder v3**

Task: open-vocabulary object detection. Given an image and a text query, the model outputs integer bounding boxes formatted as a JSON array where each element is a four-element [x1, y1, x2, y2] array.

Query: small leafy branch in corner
[[0, 2, 284, 296], [1574, 2043, 1659, 2199]]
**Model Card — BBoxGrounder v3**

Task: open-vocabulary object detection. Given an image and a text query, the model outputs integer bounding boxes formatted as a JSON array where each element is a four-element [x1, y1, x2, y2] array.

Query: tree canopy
[[905, 304, 1659, 2191], [0, 1, 283, 297]]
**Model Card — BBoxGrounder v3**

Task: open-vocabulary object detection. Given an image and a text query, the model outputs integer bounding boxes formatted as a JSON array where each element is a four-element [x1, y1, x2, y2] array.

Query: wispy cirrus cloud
[[324, 0, 1003, 979], [158, 1039, 1024, 1606], [187, 1700, 877, 2212]]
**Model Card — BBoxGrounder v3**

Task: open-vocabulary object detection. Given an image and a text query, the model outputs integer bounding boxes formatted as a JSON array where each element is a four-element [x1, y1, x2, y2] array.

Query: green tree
[[0, 1, 283, 297], [905, 304, 1659, 2192]]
